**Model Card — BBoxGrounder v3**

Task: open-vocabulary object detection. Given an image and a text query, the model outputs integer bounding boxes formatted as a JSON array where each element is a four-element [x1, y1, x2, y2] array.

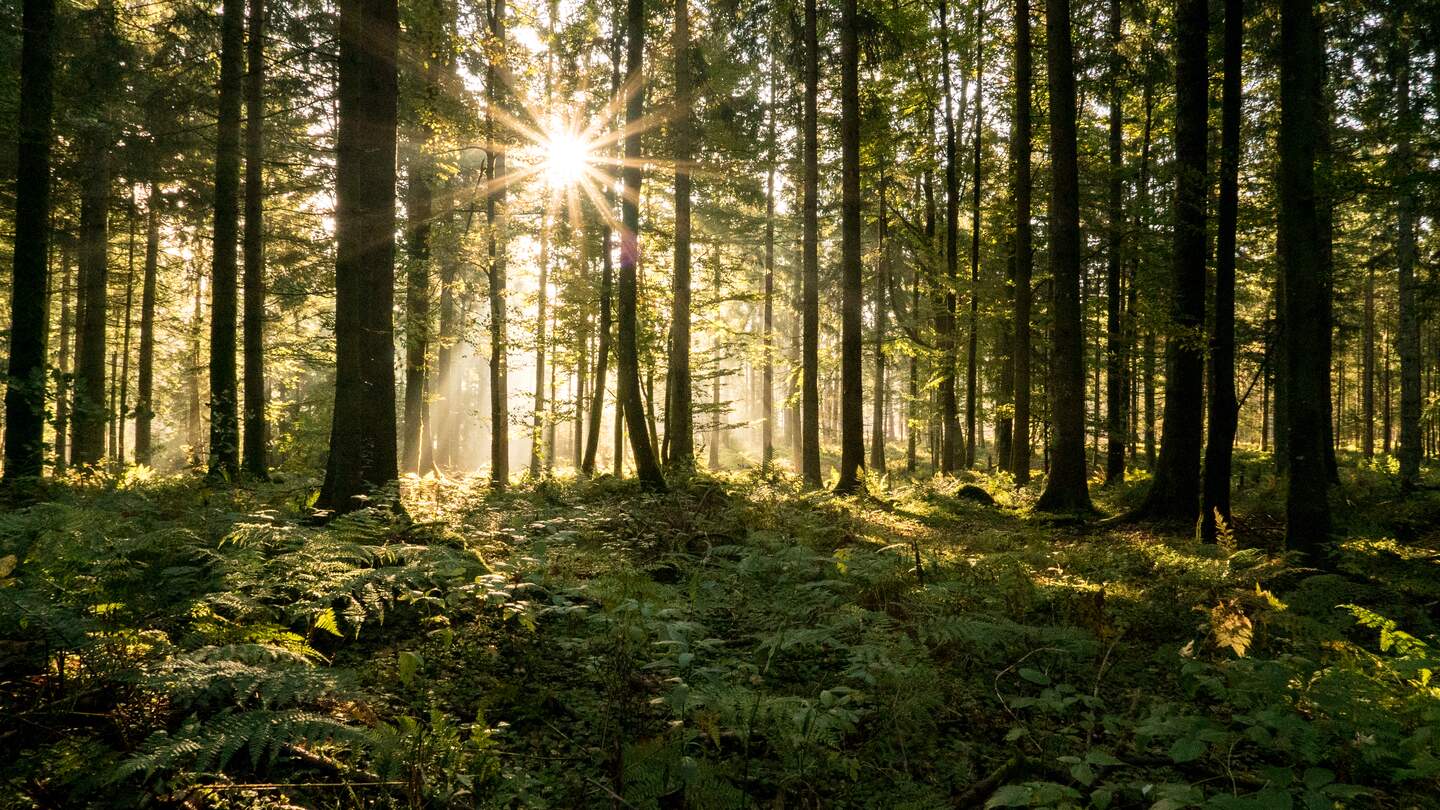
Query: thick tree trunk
[[1034, 0, 1090, 512], [1202, 0, 1242, 542], [486, 0, 510, 489], [208, 0, 244, 480], [938, 0, 962, 476], [618, 0, 666, 491], [799, 0, 822, 488], [1009, 0, 1032, 484], [2, 0, 56, 480], [1103, 0, 1125, 486], [403, 155, 432, 474], [242, 0, 268, 478], [666, 0, 694, 468], [319, 0, 400, 513], [1279, 0, 1330, 555], [834, 0, 864, 494], [1141, 0, 1207, 522], [72, 136, 110, 469]]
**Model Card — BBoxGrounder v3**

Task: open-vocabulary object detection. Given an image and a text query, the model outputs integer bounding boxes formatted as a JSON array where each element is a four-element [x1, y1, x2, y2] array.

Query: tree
[[241, 0, 268, 479], [1395, 20, 1420, 491], [487, 0, 510, 490], [1202, 0, 1242, 542], [1034, 0, 1090, 512], [834, 0, 864, 494], [207, 0, 244, 481], [667, 0, 694, 468], [319, 0, 400, 513], [1103, 0, 1125, 486], [618, 0, 666, 491], [135, 185, 159, 466], [1138, 0, 1207, 523], [938, 0, 962, 475], [2, 0, 57, 481], [582, 13, 622, 477], [1278, 0, 1329, 555], [800, 0, 821, 489], [1009, 0, 1032, 483], [964, 0, 984, 471]]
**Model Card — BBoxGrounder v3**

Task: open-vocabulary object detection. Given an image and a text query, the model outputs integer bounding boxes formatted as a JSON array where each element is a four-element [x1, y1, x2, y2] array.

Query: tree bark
[[964, 1, 984, 471], [319, 0, 400, 513], [667, 0, 694, 468], [1009, 0, 1032, 484], [1202, 0, 1242, 542], [763, 43, 777, 468], [1362, 262, 1374, 459], [582, 13, 622, 476], [72, 133, 111, 469], [2, 0, 56, 480], [834, 0, 865, 494], [938, 0, 961, 476], [54, 244, 72, 474], [799, 0, 822, 488], [135, 183, 159, 465], [403, 154, 432, 474], [208, 0, 244, 480], [871, 173, 889, 472], [486, 0, 510, 490], [242, 0, 268, 478], [1034, 0, 1090, 512], [1103, 0, 1125, 486], [1395, 22, 1420, 491]]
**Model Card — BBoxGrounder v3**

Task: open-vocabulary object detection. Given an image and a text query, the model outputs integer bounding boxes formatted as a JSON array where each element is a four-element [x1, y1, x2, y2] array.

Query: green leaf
[[313, 607, 343, 637], [1018, 667, 1051, 685], [1168, 736, 1206, 763], [985, 784, 1033, 808], [398, 650, 423, 687]]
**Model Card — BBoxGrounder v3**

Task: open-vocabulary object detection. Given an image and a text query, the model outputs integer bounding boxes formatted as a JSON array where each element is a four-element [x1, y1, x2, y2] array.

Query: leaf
[[313, 607, 343, 637], [1168, 736, 1206, 763], [1069, 760, 1096, 786], [1018, 667, 1051, 685], [398, 650, 423, 687], [0, 554, 17, 578], [985, 784, 1033, 808]]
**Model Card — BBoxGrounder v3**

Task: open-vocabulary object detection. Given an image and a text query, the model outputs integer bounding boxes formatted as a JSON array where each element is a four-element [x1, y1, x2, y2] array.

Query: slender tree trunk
[[135, 184, 159, 465], [871, 173, 889, 472], [72, 135, 110, 469], [242, 0, 268, 478], [1395, 23, 1420, 490], [618, 0, 665, 491], [1279, 0, 1330, 555], [118, 198, 136, 465], [1009, 0, 1032, 484], [186, 271, 202, 466], [1141, 0, 1207, 522], [938, 0, 962, 476], [583, 18, 622, 476], [667, 0, 694, 468], [319, 0, 400, 513], [207, 0, 244, 480], [1034, 0, 1091, 512], [964, 1, 984, 471], [54, 245, 72, 474], [486, 0, 510, 489], [1202, 0, 1242, 542], [763, 45, 776, 468], [1362, 262, 1375, 459], [800, 0, 822, 488], [834, 0, 865, 494], [403, 154, 433, 474], [2, 0, 56, 480], [1103, 0, 1125, 485]]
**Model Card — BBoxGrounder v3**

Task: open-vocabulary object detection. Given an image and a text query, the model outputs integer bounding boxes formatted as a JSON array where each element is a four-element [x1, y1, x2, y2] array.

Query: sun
[[542, 128, 590, 188]]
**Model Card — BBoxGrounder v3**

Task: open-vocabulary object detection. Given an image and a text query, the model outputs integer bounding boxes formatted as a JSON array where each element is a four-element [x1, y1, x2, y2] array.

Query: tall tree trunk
[[242, 0, 268, 478], [800, 0, 822, 488], [1140, 0, 1207, 521], [1202, 0, 1242, 541], [2, 0, 56, 480], [618, 0, 666, 491], [1103, 0, 1125, 485], [1135, 56, 1157, 469], [763, 43, 777, 468], [583, 15, 622, 476], [667, 0, 694, 467], [208, 0, 244, 480], [319, 0, 400, 513], [72, 135, 111, 469], [1362, 262, 1375, 459], [1395, 22, 1420, 490], [135, 184, 159, 465], [118, 197, 136, 465], [1009, 0, 1032, 484], [531, 209, 548, 475], [964, 1, 984, 471], [403, 155, 433, 474], [1034, 0, 1090, 512], [486, 0, 510, 489], [834, 0, 865, 494], [871, 173, 889, 472], [938, 0, 961, 475], [186, 271, 202, 466], [54, 244, 72, 474], [1279, 0, 1330, 555]]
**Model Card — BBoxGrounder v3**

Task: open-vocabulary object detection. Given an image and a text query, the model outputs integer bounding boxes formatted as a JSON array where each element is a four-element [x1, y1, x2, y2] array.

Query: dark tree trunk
[[2, 0, 56, 480], [1140, 0, 1207, 522], [1034, 0, 1091, 512], [208, 0, 244, 480], [871, 173, 889, 472], [54, 245, 72, 473], [135, 184, 159, 465], [242, 0, 268, 478], [72, 136, 111, 469], [938, 0, 961, 475], [118, 199, 136, 464], [1103, 0, 1125, 485], [486, 0, 509, 489], [800, 0, 822, 488], [763, 48, 777, 467], [1202, 0, 1242, 542], [667, 0, 693, 467], [582, 14, 621, 476], [319, 0, 400, 513], [618, 0, 665, 491], [530, 210, 548, 475], [1395, 25, 1420, 490], [1009, 0, 1032, 484], [1279, 0, 1330, 555], [834, 0, 864, 494], [1137, 59, 1157, 469], [403, 155, 432, 474], [965, 2, 983, 471], [1362, 262, 1374, 459]]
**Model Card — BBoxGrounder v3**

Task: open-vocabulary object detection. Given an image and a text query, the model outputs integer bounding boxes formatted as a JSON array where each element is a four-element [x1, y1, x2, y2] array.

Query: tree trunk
[[1141, 0, 1207, 522], [763, 46, 777, 468], [1103, 0, 1125, 486], [964, 1, 984, 471], [583, 16, 622, 476], [403, 154, 432, 474], [1279, 0, 1330, 555], [2, 0, 56, 480], [666, 0, 694, 468], [1395, 23, 1420, 490], [834, 0, 865, 494], [1202, 0, 1242, 541], [72, 134, 110, 469], [242, 0, 268, 478], [54, 244, 72, 474], [871, 173, 889, 472], [938, 0, 961, 476], [800, 0, 822, 488], [1362, 262, 1374, 459], [618, 0, 666, 491], [135, 183, 159, 465], [319, 0, 400, 513], [487, 0, 510, 490], [118, 198, 136, 465], [1034, 0, 1090, 512], [1009, 0, 1032, 484], [208, 0, 244, 480]]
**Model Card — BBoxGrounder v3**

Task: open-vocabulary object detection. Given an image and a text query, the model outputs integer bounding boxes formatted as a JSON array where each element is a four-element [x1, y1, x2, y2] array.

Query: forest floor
[[2, 453, 1439, 809]]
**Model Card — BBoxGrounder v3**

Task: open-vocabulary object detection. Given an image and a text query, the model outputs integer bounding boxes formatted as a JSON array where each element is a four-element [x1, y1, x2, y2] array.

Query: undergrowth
[[1, 456, 1437, 808]]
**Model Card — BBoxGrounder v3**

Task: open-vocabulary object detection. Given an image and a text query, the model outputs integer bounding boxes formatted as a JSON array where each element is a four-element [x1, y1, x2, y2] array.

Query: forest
[[1, 0, 1439, 805]]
